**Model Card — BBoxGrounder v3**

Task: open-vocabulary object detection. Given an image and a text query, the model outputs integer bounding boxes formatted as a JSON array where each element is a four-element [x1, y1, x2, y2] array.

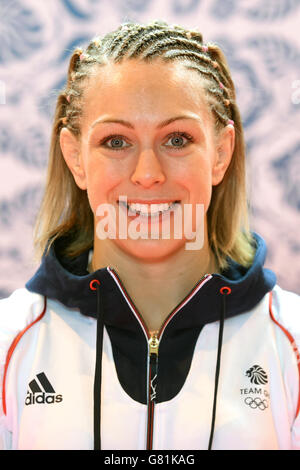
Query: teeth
[[152, 203, 171, 213], [119, 201, 178, 216], [129, 203, 172, 214]]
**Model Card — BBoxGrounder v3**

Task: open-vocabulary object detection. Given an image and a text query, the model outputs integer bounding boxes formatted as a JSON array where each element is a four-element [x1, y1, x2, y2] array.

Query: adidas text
[[25, 392, 63, 405]]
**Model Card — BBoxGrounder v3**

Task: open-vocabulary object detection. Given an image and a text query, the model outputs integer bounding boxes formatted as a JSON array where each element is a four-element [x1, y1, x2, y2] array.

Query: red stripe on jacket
[[2, 296, 47, 416], [269, 291, 300, 418]]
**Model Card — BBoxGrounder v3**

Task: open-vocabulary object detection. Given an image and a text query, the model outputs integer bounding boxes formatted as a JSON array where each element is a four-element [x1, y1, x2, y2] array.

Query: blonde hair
[[33, 19, 255, 270]]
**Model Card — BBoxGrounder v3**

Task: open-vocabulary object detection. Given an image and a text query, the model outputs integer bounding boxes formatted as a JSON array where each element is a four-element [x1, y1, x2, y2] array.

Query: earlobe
[[59, 127, 87, 190], [212, 125, 235, 186]]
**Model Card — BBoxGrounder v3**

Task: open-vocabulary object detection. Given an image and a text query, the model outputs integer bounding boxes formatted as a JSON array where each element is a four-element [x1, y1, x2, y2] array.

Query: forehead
[[82, 59, 212, 130]]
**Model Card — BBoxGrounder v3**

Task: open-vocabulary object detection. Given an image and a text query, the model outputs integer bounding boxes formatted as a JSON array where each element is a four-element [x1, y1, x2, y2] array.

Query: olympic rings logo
[[244, 397, 268, 410]]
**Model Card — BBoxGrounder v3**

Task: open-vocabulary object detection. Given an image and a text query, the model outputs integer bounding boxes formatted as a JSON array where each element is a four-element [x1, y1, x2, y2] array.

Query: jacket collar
[[25, 232, 276, 330]]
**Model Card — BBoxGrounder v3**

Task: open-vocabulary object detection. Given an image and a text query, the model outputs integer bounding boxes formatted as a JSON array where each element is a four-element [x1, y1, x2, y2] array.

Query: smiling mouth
[[117, 200, 181, 217]]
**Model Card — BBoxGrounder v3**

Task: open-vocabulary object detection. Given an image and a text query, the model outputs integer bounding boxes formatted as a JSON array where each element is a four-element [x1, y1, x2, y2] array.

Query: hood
[[26, 231, 276, 326], [25, 230, 276, 450]]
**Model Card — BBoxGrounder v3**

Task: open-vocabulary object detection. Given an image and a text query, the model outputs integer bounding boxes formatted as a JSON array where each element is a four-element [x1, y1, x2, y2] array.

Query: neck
[[88, 231, 219, 332]]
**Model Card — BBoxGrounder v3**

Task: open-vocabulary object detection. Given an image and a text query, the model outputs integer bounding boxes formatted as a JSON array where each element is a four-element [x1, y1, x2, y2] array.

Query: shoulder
[[0, 288, 46, 373], [0, 288, 46, 331], [269, 284, 300, 336], [268, 285, 300, 383], [268, 285, 300, 430]]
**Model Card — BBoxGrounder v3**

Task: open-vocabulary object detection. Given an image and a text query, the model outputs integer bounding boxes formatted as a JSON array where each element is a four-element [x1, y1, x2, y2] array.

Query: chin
[[113, 238, 187, 262]]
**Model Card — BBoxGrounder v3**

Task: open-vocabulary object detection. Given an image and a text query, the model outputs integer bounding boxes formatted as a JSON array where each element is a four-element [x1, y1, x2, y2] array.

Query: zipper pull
[[149, 332, 160, 356]]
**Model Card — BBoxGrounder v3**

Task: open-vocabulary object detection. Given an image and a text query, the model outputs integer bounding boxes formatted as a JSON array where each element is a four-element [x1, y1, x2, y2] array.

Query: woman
[[0, 20, 299, 450]]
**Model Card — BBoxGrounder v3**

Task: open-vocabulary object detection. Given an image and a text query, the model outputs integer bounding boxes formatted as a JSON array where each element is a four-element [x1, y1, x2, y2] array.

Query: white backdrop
[[0, 0, 299, 298]]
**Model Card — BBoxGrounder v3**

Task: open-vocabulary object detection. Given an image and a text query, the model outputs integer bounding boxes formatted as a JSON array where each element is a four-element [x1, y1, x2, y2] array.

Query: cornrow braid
[[158, 48, 232, 125], [59, 21, 235, 138], [107, 21, 177, 58], [122, 30, 193, 60], [108, 23, 153, 56], [161, 49, 227, 90], [207, 44, 234, 86], [104, 20, 191, 57], [134, 35, 207, 61]]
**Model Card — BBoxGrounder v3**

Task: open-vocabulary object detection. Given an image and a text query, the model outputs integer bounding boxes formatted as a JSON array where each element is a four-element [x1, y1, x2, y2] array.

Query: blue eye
[[100, 135, 129, 150], [164, 132, 193, 150], [99, 131, 193, 152]]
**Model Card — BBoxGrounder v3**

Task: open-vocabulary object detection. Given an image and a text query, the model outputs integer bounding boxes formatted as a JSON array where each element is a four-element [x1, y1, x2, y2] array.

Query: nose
[[131, 148, 166, 187]]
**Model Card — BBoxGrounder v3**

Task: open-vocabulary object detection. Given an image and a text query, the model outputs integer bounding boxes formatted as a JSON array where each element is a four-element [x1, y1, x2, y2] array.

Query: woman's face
[[61, 59, 234, 260]]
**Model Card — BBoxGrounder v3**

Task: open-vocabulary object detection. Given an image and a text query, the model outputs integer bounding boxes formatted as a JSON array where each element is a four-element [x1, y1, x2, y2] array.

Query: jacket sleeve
[[0, 288, 45, 450], [271, 285, 300, 449], [0, 291, 21, 450]]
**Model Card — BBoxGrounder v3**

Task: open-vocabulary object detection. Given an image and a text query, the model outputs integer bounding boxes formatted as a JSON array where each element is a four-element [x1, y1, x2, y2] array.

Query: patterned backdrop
[[0, 0, 299, 299]]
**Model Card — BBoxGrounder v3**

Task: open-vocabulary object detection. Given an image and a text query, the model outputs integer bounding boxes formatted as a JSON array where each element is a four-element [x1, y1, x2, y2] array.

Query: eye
[[99, 131, 194, 152], [100, 134, 130, 151], [164, 132, 194, 151]]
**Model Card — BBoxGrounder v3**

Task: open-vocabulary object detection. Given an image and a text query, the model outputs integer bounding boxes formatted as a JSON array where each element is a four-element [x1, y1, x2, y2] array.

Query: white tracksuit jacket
[[0, 232, 300, 450]]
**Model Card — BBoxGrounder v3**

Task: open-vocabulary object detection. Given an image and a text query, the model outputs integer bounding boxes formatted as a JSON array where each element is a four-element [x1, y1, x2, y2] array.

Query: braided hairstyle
[[34, 19, 255, 269]]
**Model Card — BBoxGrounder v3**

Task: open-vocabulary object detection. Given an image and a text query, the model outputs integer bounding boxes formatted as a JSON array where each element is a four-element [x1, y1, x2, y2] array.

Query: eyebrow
[[90, 115, 202, 130]]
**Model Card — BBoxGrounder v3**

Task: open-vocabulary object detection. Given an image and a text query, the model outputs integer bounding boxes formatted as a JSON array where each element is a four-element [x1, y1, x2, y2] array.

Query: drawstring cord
[[90, 278, 231, 451], [208, 286, 231, 450], [90, 279, 103, 451]]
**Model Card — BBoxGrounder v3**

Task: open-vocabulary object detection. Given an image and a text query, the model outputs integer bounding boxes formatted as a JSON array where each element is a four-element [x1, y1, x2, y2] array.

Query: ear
[[59, 127, 87, 190], [212, 125, 235, 186]]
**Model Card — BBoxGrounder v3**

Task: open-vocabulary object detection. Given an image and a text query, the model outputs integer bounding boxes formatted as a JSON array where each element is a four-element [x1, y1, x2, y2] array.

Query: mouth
[[117, 199, 181, 218]]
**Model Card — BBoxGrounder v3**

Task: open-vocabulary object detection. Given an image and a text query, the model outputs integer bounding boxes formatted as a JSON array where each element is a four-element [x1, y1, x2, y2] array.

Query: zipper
[[145, 273, 213, 450], [107, 267, 212, 450], [146, 332, 159, 449]]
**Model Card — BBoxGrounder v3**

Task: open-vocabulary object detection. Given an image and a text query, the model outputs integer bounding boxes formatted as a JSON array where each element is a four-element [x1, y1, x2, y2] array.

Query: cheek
[[180, 164, 213, 204], [85, 160, 122, 213]]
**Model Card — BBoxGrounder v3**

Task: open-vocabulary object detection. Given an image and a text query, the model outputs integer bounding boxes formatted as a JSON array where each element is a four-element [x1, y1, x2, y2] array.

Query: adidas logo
[[25, 372, 63, 406]]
